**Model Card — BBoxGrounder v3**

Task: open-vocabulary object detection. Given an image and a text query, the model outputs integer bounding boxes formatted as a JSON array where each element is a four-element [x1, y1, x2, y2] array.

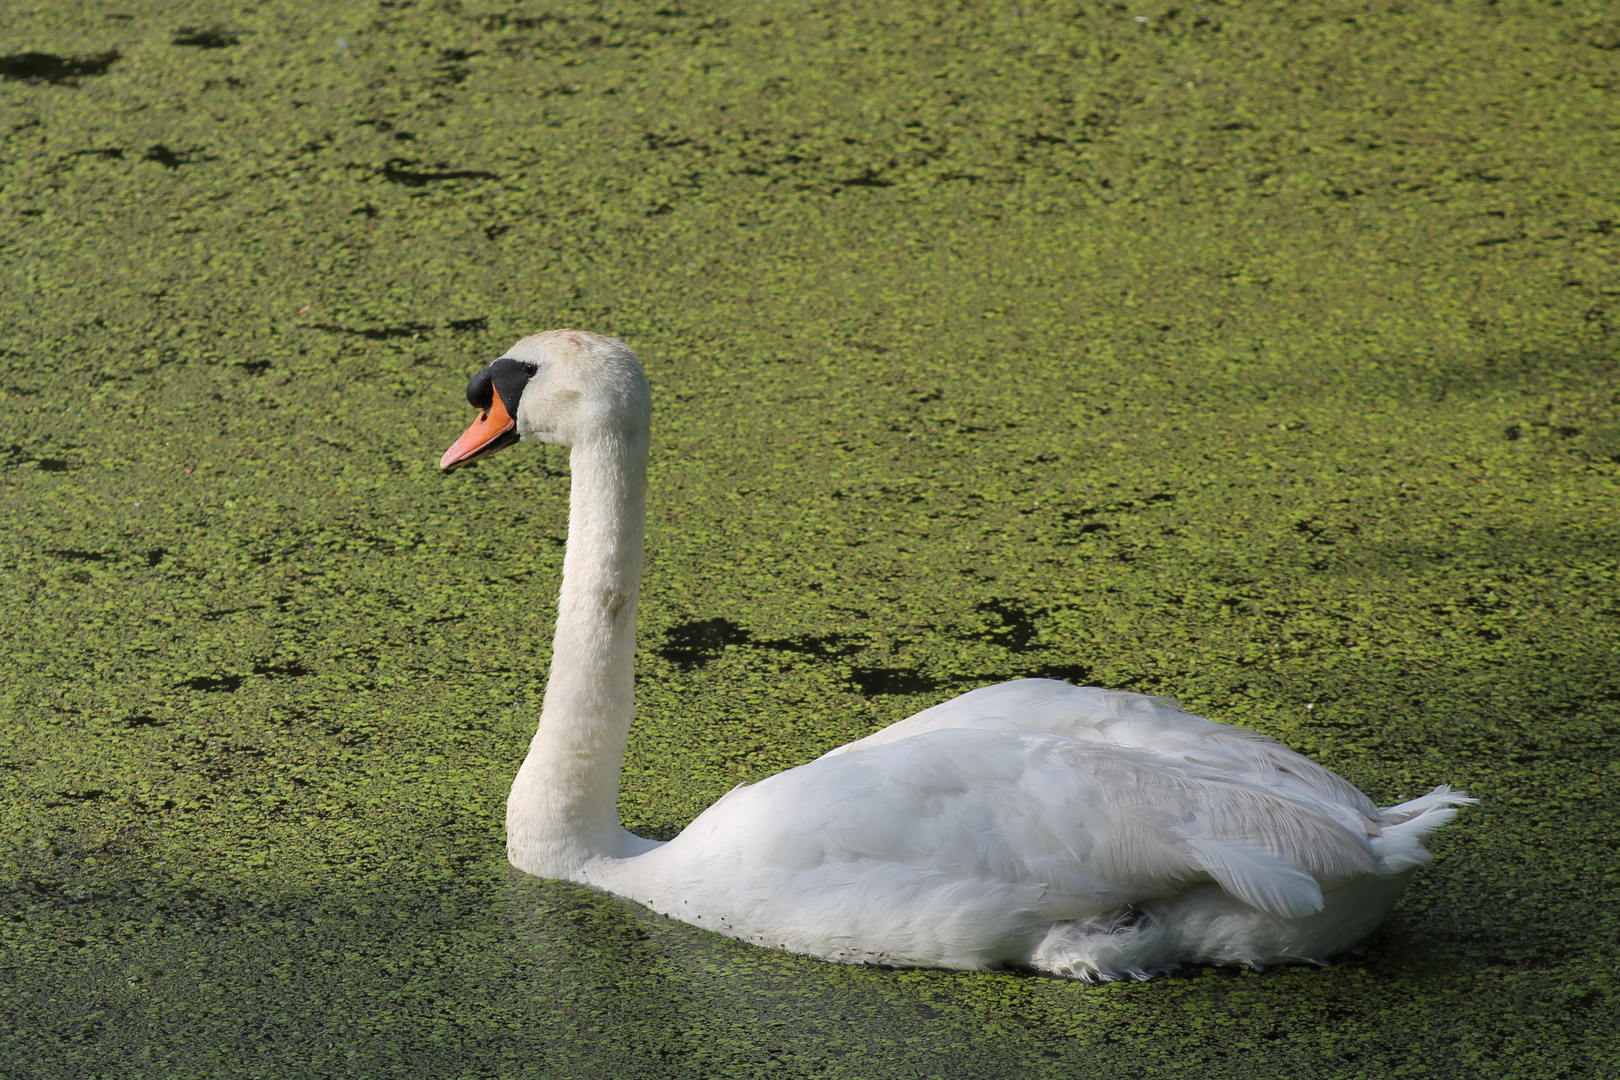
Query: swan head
[[440, 329, 650, 472]]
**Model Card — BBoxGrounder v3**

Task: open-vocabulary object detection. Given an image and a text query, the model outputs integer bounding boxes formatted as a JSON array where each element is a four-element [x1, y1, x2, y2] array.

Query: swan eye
[[520, 361, 539, 376]]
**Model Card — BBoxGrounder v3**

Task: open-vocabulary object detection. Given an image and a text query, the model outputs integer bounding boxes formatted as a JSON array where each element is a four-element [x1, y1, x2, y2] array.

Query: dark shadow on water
[[0, 51, 121, 84], [658, 616, 753, 670], [3, 854, 1052, 1078], [3, 840, 1576, 1080], [849, 666, 942, 696]]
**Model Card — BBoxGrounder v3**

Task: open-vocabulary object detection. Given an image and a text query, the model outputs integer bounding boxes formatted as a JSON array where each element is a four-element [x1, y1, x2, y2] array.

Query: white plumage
[[439, 330, 1473, 981]]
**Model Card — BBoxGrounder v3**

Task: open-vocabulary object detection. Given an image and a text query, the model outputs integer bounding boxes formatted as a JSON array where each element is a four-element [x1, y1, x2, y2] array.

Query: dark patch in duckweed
[[356, 118, 416, 141], [45, 549, 111, 563], [172, 26, 240, 48], [252, 660, 310, 677], [434, 49, 480, 86], [659, 617, 753, 670], [755, 632, 866, 659], [850, 667, 943, 696], [50, 790, 110, 805], [379, 158, 498, 187], [6, 443, 82, 472], [198, 605, 265, 622], [141, 144, 209, 170], [1030, 663, 1096, 685], [0, 51, 120, 84], [308, 321, 435, 340], [974, 599, 1041, 651], [840, 169, 893, 189], [176, 675, 244, 693]]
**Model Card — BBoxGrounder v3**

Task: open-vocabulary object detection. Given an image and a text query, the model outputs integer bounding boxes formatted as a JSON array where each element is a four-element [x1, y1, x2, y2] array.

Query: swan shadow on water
[[439, 330, 1475, 983]]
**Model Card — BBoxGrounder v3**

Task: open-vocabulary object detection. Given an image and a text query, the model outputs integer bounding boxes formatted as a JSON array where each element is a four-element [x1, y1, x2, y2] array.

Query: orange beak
[[440, 391, 520, 473]]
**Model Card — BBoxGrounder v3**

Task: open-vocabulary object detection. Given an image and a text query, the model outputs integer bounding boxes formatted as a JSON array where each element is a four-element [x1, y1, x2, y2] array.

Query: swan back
[[829, 679, 1382, 826]]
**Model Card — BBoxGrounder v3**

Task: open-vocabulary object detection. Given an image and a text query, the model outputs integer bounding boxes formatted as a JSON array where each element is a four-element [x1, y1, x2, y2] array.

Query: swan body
[[439, 330, 1473, 980]]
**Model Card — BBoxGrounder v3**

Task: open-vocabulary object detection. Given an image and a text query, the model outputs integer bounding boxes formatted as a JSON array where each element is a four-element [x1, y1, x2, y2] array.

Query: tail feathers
[[1372, 785, 1476, 874], [1378, 785, 1478, 826]]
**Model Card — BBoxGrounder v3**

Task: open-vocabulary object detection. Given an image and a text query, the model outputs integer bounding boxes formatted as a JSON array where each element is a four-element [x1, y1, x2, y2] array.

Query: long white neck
[[506, 431, 647, 879]]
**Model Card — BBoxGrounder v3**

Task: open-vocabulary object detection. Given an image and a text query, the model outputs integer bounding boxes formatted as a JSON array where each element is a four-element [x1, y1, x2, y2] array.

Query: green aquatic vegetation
[[2, 0, 1617, 1076]]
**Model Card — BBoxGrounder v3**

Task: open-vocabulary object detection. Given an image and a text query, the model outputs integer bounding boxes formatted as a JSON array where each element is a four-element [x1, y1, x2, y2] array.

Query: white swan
[[439, 329, 1473, 980]]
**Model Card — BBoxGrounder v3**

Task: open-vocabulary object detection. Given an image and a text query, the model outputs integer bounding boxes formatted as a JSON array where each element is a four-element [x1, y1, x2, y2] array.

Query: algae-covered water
[[3, 1, 1617, 1077]]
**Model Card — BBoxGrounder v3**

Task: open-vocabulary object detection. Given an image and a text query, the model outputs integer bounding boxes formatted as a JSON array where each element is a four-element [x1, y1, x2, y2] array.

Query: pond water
[[2, 1, 1617, 1076]]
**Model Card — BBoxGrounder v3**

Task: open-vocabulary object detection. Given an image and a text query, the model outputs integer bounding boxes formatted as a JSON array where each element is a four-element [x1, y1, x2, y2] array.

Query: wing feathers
[[1182, 835, 1325, 918], [746, 731, 1382, 916]]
